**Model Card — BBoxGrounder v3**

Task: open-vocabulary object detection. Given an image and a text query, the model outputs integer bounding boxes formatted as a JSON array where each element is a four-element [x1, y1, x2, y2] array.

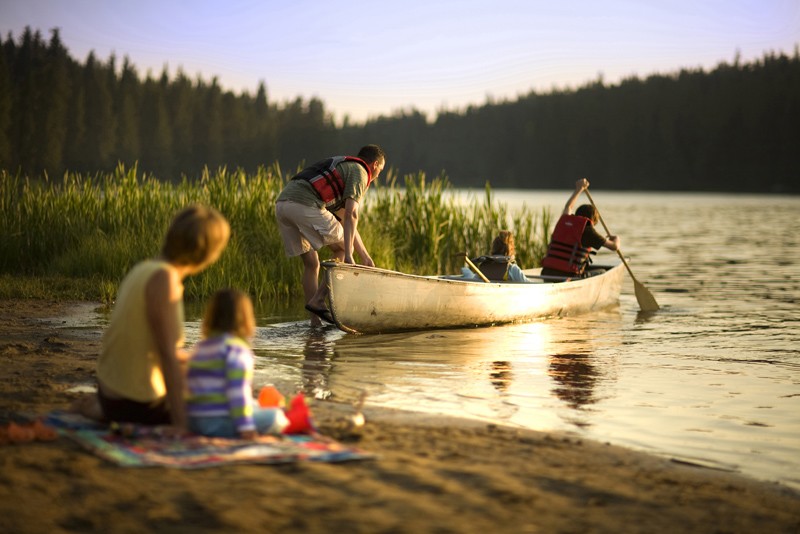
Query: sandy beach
[[1, 299, 798, 534]]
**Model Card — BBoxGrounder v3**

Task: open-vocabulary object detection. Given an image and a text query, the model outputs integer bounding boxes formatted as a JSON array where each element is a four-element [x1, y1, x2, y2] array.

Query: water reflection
[[635, 309, 660, 323], [489, 361, 512, 392], [322, 312, 625, 428], [548, 353, 599, 410], [249, 306, 628, 438], [301, 329, 334, 401]]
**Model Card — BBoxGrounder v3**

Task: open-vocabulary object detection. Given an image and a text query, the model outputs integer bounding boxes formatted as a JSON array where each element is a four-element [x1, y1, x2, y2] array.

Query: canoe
[[322, 260, 625, 334]]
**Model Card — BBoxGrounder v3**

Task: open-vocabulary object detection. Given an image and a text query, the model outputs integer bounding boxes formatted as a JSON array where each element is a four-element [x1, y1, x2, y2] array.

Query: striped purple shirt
[[186, 334, 255, 432]]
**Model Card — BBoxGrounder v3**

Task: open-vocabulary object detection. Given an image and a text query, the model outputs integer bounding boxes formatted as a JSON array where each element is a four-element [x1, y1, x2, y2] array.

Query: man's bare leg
[[300, 250, 323, 326], [306, 242, 344, 311]]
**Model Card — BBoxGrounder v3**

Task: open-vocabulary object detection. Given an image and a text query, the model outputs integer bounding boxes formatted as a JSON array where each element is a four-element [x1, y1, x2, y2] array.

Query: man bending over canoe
[[275, 145, 386, 326], [540, 178, 620, 280]]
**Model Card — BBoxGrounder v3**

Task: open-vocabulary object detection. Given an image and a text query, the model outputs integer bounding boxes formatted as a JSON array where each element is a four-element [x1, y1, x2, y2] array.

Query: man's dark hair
[[575, 204, 598, 224], [357, 144, 385, 164]]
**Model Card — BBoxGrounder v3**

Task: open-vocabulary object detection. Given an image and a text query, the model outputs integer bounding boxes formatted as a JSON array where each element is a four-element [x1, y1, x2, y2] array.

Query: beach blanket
[[44, 411, 374, 469]]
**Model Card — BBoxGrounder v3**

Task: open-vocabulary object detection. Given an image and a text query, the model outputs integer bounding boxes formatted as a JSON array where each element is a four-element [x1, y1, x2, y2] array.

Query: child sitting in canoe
[[463, 230, 529, 282]]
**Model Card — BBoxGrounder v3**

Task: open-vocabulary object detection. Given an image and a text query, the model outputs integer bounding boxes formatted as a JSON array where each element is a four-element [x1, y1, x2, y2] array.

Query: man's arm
[[341, 161, 375, 265], [602, 235, 621, 251], [585, 224, 621, 252], [352, 227, 374, 267], [562, 178, 589, 215], [338, 199, 374, 266], [342, 197, 360, 264]]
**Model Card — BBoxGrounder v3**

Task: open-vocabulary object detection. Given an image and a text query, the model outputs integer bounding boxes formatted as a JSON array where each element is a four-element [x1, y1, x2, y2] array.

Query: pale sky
[[2, 0, 798, 124]]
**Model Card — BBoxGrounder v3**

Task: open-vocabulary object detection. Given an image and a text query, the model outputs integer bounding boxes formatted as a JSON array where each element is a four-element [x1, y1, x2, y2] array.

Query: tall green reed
[[0, 166, 551, 303], [363, 173, 550, 275]]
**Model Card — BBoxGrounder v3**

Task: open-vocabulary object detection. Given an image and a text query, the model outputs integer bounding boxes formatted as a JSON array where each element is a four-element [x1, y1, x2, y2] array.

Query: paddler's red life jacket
[[291, 156, 373, 210], [471, 255, 514, 281], [541, 214, 594, 275]]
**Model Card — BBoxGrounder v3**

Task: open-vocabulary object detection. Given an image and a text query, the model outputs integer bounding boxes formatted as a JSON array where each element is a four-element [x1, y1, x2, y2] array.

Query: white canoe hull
[[323, 261, 625, 334]]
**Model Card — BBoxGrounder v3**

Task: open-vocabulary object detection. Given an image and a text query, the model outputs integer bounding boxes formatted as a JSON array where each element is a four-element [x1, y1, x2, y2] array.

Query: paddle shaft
[[583, 190, 639, 281], [584, 189, 660, 311]]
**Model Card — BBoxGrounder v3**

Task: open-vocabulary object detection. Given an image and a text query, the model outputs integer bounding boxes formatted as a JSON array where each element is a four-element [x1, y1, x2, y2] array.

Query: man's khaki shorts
[[275, 200, 343, 257]]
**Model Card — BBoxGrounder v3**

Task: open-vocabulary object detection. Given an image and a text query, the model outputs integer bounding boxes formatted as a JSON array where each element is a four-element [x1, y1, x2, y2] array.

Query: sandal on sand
[[304, 304, 334, 325]]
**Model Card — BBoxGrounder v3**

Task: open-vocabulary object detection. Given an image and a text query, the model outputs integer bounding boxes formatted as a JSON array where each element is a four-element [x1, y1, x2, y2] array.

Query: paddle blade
[[633, 280, 660, 312]]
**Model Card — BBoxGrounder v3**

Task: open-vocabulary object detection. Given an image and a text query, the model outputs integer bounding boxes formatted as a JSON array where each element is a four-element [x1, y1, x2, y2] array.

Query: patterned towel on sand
[[45, 411, 374, 469]]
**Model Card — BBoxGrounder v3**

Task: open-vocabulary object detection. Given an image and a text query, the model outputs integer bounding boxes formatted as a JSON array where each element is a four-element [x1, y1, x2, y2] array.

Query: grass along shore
[[0, 165, 551, 303]]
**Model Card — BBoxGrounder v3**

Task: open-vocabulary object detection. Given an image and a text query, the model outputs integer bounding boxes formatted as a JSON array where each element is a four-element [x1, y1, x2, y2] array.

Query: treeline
[[2, 27, 798, 193], [387, 51, 800, 193], [0, 27, 331, 180]]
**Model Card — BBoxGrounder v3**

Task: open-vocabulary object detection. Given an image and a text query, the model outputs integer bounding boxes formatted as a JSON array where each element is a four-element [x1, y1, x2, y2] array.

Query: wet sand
[[1, 299, 798, 533]]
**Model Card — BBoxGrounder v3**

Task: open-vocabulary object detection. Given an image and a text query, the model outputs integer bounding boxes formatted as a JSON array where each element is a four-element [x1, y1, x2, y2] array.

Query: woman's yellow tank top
[[97, 260, 184, 402]]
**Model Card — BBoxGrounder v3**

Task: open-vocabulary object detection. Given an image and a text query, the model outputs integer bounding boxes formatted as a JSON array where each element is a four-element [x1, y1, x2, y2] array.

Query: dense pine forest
[[2, 27, 798, 193]]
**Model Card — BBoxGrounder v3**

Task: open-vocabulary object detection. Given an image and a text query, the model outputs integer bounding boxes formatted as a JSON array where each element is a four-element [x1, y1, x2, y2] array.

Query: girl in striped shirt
[[186, 289, 288, 438]]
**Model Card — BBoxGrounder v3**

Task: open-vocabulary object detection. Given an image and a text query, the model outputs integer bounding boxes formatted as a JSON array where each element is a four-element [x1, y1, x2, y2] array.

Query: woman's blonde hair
[[161, 204, 230, 268], [201, 288, 256, 340], [490, 230, 516, 257]]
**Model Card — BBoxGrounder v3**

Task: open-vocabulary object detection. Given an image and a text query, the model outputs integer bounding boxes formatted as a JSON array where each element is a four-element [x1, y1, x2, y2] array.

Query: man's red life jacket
[[291, 156, 373, 210], [541, 214, 594, 275]]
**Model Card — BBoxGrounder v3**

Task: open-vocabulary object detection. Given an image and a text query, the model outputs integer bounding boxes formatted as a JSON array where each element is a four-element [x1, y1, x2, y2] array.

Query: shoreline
[[1, 299, 799, 533], [40, 297, 794, 488]]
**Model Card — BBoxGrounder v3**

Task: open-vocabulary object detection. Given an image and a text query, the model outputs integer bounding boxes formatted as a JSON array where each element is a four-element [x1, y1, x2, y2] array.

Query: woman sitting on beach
[[81, 205, 230, 433], [463, 230, 529, 282], [186, 289, 288, 438]]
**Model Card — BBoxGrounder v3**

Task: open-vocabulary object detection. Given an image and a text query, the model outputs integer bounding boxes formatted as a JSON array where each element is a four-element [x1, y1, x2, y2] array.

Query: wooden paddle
[[584, 190, 660, 312]]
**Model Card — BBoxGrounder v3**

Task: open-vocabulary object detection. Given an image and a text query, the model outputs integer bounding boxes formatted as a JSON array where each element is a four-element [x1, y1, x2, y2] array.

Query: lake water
[[80, 190, 800, 489]]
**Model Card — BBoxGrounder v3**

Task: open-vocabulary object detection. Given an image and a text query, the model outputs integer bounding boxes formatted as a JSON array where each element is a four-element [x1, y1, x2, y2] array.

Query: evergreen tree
[[0, 36, 12, 168], [277, 96, 334, 169], [139, 72, 173, 179], [253, 82, 278, 166], [113, 57, 141, 168], [13, 28, 42, 175], [80, 52, 116, 171], [167, 69, 194, 176], [220, 89, 246, 168], [193, 77, 223, 171], [38, 28, 70, 176], [63, 60, 86, 172]]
